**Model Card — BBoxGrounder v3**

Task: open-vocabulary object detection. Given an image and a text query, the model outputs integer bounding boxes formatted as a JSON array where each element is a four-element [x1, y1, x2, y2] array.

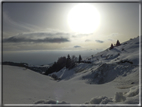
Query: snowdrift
[[34, 85, 140, 105]]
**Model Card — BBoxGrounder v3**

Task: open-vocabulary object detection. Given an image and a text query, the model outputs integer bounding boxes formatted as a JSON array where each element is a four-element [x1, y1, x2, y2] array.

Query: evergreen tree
[[116, 40, 121, 46], [69, 55, 76, 69], [56, 56, 66, 71], [66, 54, 71, 69], [72, 55, 78, 63], [109, 43, 114, 50], [79, 55, 82, 63], [67, 54, 70, 59], [45, 56, 67, 75], [52, 62, 57, 72]]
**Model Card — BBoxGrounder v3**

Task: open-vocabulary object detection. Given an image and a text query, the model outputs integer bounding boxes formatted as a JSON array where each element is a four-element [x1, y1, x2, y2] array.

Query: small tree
[[109, 43, 114, 50], [79, 55, 82, 63], [72, 55, 78, 63], [66, 54, 71, 69], [67, 54, 70, 59], [69, 55, 76, 69], [56, 56, 66, 71], [116, 40, 121, 46]]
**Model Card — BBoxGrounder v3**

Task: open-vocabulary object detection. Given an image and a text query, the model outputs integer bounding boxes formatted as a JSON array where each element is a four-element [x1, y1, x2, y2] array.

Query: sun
[[68, 3, 100, 34]]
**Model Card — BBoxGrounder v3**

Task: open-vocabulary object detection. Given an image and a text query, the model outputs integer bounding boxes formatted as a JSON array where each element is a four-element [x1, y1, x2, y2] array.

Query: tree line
[[44, 54, 82, 75]]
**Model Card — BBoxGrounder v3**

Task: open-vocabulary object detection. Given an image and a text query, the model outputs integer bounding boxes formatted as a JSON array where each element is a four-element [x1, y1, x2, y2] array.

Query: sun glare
[[68, 3, 100, 34]]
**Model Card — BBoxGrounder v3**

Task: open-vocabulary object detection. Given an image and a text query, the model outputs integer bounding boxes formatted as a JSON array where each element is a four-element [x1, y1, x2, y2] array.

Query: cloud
[[110, 33, 119, 36], [108, 39, 116, 42], [95, 40, 104, 43], [3, 12, 70, 37], [3, 12, 38, 32], [85, 39, 91, 42], [74, 46, 81, 48], [3, 30, 71, 44], [3, 36, 70, 43], [16, 31, 70, 38], [71, 33, 93, 38], [72, 35, 77, 38], [108, 39, 113, 41]]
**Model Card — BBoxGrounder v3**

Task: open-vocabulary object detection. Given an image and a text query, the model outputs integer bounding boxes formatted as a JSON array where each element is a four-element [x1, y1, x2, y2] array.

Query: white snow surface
[[3, 36, 140, 105]]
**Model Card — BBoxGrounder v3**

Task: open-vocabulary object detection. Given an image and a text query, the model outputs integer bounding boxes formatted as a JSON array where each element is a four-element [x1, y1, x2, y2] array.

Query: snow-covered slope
[[89, 36, 139, 65], [3, 65, 56, 104], [3, 65, 140, 104], [51, 36, 140, 83], [3, 36, 140, 105]]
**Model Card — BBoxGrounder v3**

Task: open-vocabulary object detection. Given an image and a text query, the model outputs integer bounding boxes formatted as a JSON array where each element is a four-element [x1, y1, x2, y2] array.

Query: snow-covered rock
[[124, 85, 139, 97], [113, 92, 126, 102]]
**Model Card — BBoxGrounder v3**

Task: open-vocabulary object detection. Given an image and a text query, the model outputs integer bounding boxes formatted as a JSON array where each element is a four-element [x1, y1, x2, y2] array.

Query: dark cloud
[[3, 36, 69, 43], [16, 32, 70, 38], [95, 40, 104, 43], [74, 46, 81, 48]]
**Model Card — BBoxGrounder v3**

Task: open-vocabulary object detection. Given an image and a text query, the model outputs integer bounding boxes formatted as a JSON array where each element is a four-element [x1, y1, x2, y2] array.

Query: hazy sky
[[2, 3, 139, 65]]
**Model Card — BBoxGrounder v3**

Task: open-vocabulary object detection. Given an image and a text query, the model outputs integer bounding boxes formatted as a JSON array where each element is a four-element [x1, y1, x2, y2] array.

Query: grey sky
[[2, 2, 139, 65]]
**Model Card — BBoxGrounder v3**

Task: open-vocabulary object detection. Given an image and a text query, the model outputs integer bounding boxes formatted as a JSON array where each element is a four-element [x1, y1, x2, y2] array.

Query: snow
[[113, 92, 126, 102], [3, 36, 141, 105], [27, 64, 50, 68], [124, 85, 139, 97], [88, 96, 112, 104], [3, 64, 140, 104], [35, 100, 69, 104]]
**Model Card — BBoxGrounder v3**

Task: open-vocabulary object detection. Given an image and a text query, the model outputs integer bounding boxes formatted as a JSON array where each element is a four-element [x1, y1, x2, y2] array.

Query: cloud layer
[[3, 36, 69, 43]]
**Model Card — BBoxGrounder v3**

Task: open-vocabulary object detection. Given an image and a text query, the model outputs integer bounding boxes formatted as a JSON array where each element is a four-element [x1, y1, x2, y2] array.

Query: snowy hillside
[[3, 36, 141, 105], [51, 36, 140, 83]]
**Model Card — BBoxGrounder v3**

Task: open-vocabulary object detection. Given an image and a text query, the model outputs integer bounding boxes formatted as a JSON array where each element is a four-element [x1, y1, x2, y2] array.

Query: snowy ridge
[[51, 36, 139, 83], [3, 36, 140, 105]]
